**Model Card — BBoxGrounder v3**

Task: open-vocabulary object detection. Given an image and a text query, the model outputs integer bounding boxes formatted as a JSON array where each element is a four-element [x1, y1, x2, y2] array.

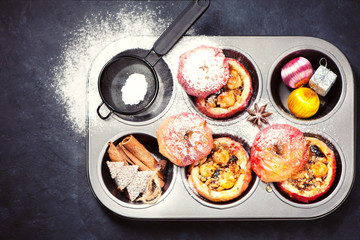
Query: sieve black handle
[[153, 0, 210, 56], [97, 102, 112, 120]]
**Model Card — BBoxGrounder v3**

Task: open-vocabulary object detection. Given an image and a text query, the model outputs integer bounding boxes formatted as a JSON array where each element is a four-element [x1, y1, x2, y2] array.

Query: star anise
[[246, 103, 272, 129]]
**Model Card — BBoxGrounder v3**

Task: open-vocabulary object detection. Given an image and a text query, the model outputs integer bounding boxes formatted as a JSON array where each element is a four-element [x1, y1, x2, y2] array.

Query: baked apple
[[251, 124, 308, 182], [177, 45, 230, 98], [195, 58, 253, 119], [157, 112, 213, 167], [189, 137, 252, 202], [277, 137, 336, 203]]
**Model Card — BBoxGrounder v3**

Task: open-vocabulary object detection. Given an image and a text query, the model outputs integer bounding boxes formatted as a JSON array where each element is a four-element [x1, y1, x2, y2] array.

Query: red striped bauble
[[281, 57, 313, 89]]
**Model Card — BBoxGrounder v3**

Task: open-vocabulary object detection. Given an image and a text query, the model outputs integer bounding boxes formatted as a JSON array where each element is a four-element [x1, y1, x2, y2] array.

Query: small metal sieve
[[97, 0, 210, 119]]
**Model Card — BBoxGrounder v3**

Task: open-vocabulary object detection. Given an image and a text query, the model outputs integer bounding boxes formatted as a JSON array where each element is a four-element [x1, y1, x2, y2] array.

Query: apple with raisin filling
[[195, 58, 253, 119], [277, 137, 336, 203], [189, 137, 252, 202]]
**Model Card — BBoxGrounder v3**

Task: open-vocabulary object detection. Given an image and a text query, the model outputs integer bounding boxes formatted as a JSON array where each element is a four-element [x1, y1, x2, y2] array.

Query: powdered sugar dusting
[[177, 45, 230, 98], [115, 165, 139, 191], [161, 112, 213, 166], [106, 161, 125, 179], [50, 3, 184, 134], [251, 124, 308, 182], [127, 170, 153, 201]]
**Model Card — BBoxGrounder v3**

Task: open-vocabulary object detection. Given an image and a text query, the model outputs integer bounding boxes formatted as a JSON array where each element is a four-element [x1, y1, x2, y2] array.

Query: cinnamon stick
[[120, 144, 165, 187], [119, 145, 151, 171], [121, 135, 157, 170], [107, 142, 129, 165], [115, 144, 132, 165]]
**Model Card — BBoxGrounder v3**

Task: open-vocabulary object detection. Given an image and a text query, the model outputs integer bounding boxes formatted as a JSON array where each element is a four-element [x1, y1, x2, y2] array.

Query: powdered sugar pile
[[121, 73, 148, 105], [51, 3, 188, 135]]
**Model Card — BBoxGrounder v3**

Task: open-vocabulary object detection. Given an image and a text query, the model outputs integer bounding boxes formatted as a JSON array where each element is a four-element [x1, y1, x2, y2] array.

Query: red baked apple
[[195, 58, 253, 119], [156, 112, 213, 167], [177, 45, 230, 98], [277, 137, 336, 203], [251, 124, 308, 182]]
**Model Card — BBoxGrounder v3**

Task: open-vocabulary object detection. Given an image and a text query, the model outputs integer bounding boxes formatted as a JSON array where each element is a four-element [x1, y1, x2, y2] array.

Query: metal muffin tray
[[87, 36, 355, 220]]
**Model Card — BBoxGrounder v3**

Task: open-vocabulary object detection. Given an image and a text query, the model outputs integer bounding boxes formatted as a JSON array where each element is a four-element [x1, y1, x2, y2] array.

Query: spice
[[246, 103, 272, 129]]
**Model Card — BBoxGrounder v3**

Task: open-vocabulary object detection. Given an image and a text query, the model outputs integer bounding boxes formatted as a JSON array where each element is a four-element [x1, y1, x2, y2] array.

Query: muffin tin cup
[[183, 46, 263, 126], [87, 36, 355, 220], [181, 134, 259, 209], [268, 45, 346, 124], [97, 131, 177, 209], [271, 131, 345, 209]]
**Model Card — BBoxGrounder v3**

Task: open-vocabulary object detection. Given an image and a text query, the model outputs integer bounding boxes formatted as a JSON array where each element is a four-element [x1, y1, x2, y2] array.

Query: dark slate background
[[1, 0, 359, 239]]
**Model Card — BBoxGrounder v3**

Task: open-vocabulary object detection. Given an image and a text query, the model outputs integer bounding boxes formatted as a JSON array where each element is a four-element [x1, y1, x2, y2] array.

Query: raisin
[[229, 155, 238, 163], [215, 88, 224, 96], [212, 169, 221, 178], [310, 145, 325, 157]]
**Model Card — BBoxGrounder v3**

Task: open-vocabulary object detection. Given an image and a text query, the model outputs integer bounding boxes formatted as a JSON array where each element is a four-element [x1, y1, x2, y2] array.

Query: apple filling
[[287, 144, 330, 191], [205, 68, 244, 109], [190, 137, 252, 202], [276, 136, 336, 203], [197, 144, 243, 191]]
